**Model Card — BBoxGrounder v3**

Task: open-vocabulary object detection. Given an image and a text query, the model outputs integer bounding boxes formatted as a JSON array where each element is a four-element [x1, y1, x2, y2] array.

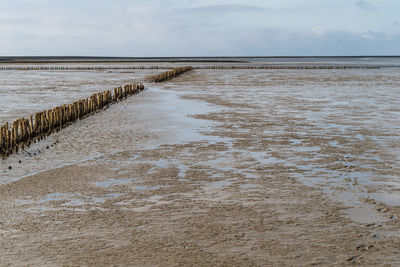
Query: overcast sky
[[0, 0, 399, 56]]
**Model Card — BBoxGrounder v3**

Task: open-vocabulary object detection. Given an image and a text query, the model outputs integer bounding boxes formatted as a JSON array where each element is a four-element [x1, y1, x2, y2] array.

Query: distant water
[[1, 56, 400, 67], [244, 56, 400, 66], [190, 56, 400, 67]]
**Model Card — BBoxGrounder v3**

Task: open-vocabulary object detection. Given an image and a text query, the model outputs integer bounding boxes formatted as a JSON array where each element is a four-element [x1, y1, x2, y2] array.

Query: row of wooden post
[[0, 66, 163, 71], [0, 82, 144, 156], [0, 65, 380, 72], [195, 65, 381, 70], [149, 66, 193, 83]]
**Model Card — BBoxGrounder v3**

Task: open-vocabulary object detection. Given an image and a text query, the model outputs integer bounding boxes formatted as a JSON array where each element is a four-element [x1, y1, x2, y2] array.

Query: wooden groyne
[[149, 66, 193, 83], [194, 65, 381, 70], [0, 66, 164, 71], [0, 82, 144, 157], [0, 65, 386, 71]]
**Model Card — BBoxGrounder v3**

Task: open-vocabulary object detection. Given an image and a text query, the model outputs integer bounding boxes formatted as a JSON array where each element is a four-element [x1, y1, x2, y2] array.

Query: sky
[[0, 0, 399, 56]]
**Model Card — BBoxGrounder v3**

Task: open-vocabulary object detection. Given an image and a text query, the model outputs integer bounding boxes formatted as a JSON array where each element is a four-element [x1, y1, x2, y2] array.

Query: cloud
[[312, 26, 326, 36], [176, 4, 265, 15], [0, 0, 399, 56], [355, 0, 373, 10]]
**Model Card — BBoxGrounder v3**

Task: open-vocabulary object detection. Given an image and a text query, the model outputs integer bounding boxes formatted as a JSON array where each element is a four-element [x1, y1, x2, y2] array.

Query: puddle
[[331, 191, 388, 224], [134, 158, 172, 169], [19, 192, 124, 210], [176, 163, 190, 178], [209, 180, 233, 189], [342, 207, 386, 224], [355, 134, 364, 140], [95, 178, 141, 188], [240, 184, 258, 189], [37, 193, 75, 204], [328, 140, 339, 146], [367, 193, 400, 206], [242, 171, 260, 179], [294, 146, 321, 152], [62, 199, 87, 206], [91, 193, 124, 204], [134, 185, 170, 191]]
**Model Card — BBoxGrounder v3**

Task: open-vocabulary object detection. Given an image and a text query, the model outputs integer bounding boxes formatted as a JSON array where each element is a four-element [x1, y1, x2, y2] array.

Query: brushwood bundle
[[0, 65, 163, 71], [149, 66, 193, 82], [194, 65, 380, 70]]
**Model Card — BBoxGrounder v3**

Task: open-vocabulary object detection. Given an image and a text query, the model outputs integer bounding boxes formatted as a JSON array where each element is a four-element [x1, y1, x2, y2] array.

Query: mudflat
[[1, 68, 400, 266]]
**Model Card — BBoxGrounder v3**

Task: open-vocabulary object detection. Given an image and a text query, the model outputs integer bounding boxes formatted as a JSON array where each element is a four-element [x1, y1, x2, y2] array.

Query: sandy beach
[[1, 65, 400, 266]]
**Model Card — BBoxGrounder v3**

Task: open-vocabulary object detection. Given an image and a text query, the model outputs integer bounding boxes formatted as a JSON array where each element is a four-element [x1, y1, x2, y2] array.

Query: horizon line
[[1, 55, 400, 59]]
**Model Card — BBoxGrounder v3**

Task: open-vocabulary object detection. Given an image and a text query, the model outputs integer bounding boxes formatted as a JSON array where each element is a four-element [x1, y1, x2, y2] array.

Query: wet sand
[[1, 67, 400, 265]]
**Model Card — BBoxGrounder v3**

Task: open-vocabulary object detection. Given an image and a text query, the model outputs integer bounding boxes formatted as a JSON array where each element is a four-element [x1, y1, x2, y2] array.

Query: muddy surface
[[1, 67, 400, 266]]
